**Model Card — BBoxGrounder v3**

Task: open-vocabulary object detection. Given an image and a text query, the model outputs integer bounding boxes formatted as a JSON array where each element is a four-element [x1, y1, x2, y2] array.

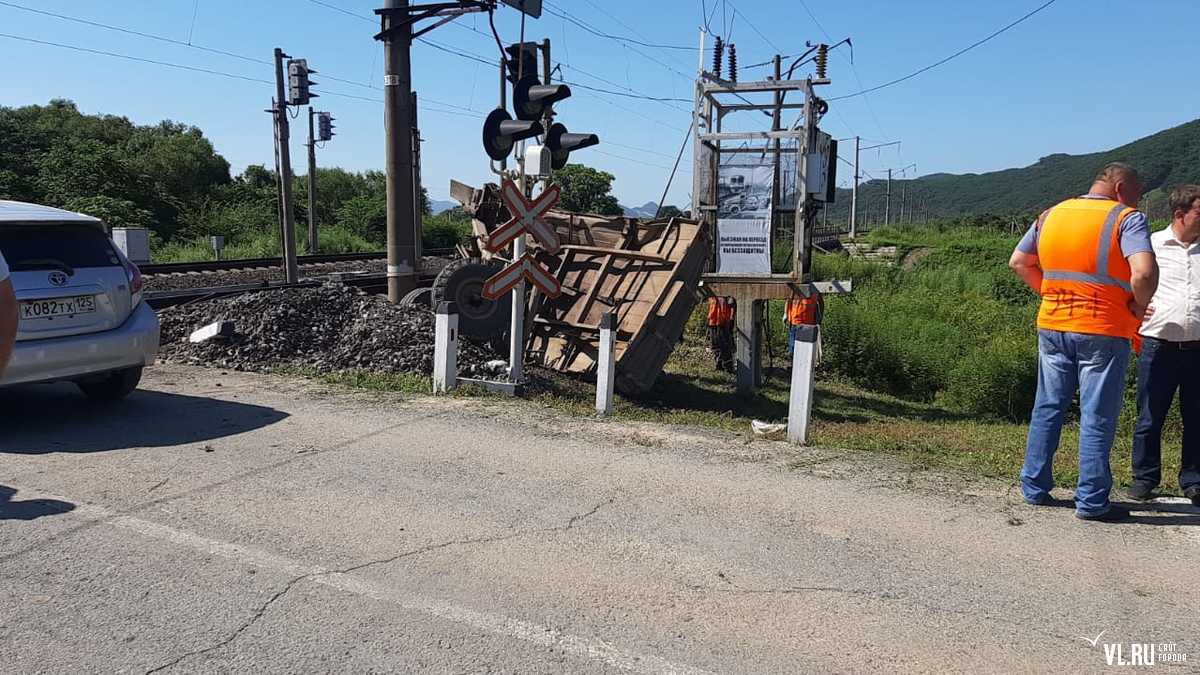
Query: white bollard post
[[596, 312, 617, 415], [434, 301, 458, 394], [787, 324, 819, 444]]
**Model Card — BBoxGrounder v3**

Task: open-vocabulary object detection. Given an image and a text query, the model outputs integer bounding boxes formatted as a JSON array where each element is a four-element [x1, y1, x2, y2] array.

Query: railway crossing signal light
[[317, 112, 335, 141], [482, 108, 544, 161], [545, 122, 599, 170], [513, 74, 571, 121], [504, 43, 538, 84], [287, 59, 318, 106]]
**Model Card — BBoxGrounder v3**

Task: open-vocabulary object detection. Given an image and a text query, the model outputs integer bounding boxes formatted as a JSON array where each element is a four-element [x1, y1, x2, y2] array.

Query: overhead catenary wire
[[794, 0, 887, 139], [0, 0, 392, 93], [828, 0, 1059, 101], [541, 1, 693, 51], [0, 30, 482, 114]]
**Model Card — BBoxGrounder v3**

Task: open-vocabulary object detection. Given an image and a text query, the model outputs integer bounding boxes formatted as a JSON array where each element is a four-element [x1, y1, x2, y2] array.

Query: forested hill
[[830, 117, 1200, 222]]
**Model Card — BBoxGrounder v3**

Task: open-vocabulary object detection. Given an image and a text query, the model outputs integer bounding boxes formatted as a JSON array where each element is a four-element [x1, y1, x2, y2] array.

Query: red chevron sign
[[485, 179, 562, 254], [481, 252, 562, 300]]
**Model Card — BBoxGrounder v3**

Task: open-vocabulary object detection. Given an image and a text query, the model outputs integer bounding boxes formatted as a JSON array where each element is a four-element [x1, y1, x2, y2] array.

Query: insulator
[[712, 36, 723, 77], [728, 43, 737, 83], [815, 44, 828, 79]]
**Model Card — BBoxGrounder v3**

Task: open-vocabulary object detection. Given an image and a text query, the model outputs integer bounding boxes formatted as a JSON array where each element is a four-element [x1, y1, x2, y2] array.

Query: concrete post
[[596, 312, 617, 415], [787, 324, 819, 444], [735, 298, 762, 394], [433, 301, 458, 394]]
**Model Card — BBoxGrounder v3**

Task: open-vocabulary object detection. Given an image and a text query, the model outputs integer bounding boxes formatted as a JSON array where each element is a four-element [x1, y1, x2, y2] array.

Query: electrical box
[[524, 144, 553, 178], [111, 227, 150, 264], [805, 132, 837, 203]]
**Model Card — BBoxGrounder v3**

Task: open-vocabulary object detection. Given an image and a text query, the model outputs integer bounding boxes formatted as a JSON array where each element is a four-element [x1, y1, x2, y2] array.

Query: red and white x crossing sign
[[482, 252, 562, 300], [485, 179, 562, 254]]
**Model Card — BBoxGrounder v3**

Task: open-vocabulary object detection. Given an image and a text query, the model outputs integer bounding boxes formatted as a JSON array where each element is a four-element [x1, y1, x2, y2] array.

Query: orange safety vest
[[1036, 197, 1140, 338], [707, 297, 735, 326], [785, 294, 820, 325]]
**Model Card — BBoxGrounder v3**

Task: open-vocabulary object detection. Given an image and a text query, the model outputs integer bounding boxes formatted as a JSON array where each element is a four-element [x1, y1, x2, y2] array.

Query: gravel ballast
[[158, 282, 501, 377]]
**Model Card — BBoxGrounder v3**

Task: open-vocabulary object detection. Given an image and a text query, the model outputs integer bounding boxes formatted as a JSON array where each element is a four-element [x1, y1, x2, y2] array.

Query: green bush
[[422, 211, 472, 250], [939, 335, 1038, 420], [812, 221, 1045, 419]]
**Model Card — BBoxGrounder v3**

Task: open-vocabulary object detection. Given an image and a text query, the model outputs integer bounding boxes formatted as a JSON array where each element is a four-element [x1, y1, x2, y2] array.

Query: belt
[[1145, 336, 1200, 351]]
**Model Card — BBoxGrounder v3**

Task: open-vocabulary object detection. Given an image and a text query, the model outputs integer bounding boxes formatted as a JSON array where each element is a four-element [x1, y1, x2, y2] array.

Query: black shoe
[[1075, 505, 1132, 522], [1125, 482, 1155, 501], [1185, 485, 1200, 507]]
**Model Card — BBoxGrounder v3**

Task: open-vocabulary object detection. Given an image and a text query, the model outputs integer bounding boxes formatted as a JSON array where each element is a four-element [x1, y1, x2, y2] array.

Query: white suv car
[[0, 201, 159, 399]]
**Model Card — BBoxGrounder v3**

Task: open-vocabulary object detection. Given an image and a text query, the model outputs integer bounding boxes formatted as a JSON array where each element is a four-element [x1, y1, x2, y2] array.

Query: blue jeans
[[1021, 329, 1131, 516], [1131, 337, 1200, 490]]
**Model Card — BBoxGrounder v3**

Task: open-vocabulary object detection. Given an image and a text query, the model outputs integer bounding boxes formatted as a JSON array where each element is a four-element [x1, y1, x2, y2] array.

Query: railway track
[[139, 249, 454, 276]]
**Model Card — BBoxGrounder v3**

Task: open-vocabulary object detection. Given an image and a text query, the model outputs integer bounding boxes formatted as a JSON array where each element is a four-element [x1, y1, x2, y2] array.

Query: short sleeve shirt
[[0, 250, 8, 283], [1016, 194, 1152, 259]]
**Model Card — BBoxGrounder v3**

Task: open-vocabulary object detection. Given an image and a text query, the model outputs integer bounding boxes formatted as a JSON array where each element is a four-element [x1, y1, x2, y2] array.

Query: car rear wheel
[[76, 366, 142, 401]]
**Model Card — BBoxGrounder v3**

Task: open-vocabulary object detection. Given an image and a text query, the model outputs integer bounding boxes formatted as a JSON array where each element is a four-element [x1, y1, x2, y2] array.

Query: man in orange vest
[[1009, 162, 1158, 521], [707, 296, 735, 373], [784, 290, 823, 355]]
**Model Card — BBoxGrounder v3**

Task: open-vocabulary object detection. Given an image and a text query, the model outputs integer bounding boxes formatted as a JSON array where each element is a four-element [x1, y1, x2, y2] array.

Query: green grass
[[154, 225, 377, 262]]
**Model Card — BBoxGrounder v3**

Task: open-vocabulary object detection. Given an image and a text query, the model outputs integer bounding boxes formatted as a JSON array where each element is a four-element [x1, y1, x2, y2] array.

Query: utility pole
[[273, 47, 299, 284], [852, 139, 900, 235], [377, 0, 417, 303], [306, 106, 318, 253], [849, 135, 860, 238], [884, 168, 892, 227], [771, 55, 782, 223]]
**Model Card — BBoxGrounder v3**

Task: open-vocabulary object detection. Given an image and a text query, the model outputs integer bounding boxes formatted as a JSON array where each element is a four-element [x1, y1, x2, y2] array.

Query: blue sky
[[2, 0, 1198, 208]]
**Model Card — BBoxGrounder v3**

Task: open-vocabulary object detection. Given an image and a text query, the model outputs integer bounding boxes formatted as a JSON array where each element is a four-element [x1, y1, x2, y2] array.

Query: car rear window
[[0, 224, 121, 270]]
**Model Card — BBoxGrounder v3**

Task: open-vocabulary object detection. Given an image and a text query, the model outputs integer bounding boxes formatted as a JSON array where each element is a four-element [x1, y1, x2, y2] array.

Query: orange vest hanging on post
[[785, 294, 820, 326], [707, 297, 735, 327], [1036, 197, 1139, 338]]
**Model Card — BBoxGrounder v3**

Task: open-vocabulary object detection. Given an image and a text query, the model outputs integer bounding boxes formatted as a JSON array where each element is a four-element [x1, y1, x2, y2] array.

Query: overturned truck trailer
[[450, 181, 710, 394]]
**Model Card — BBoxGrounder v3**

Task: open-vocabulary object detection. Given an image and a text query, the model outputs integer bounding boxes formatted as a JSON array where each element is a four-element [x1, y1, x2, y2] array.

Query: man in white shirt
[[1130, 185, 1200, 505], [0, 250, 16, 377]]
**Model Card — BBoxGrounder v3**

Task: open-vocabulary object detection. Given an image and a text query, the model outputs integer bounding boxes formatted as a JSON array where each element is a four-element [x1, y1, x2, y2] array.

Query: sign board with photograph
[[716, 163, 773, 274]]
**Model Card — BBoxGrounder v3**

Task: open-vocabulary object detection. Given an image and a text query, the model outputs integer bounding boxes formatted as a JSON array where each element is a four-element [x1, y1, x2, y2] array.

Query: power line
[[543, 0, 694, 82], [0, 0, 265, 65], [829, 0, 1060, 101], [0, 32, 272, 84], [794, 0, 887, 139], [731, 6, 782, 54], [542, 2, 693, 51], [0, 0, 387, 93], [561, 80, 691, 104]]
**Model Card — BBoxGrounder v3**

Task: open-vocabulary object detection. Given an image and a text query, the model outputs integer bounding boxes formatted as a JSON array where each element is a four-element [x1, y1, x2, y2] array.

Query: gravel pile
[[158, 282, 500, 377]]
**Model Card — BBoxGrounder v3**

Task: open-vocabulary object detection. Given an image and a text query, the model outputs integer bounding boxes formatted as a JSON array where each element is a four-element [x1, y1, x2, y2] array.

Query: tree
[[658, 205, 683, 218], [64, 196, 153, 229], [551, 163, 622, 215]]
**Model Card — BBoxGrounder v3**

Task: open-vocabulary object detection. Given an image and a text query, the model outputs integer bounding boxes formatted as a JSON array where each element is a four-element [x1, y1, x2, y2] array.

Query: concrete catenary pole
[[306, 106, 318, 253], [884, 168, 892, 227], [273, 47, 299, 284], [849, 135, 860, 238], [379, 0, 418, 303]]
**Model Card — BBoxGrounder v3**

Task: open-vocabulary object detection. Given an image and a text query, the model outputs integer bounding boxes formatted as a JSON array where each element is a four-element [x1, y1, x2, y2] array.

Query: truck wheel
[[399, 286, 433, 308], [76, 367, 143, 401], [431, 258, 511, 339]]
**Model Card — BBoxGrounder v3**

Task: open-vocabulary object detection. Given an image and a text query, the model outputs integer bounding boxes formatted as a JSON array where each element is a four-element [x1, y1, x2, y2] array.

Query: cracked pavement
[[1, 364, 1198, 673]]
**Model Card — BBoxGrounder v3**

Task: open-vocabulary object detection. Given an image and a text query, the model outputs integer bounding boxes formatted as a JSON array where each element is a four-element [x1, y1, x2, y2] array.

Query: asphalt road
[[2, 365, 1197, 673]]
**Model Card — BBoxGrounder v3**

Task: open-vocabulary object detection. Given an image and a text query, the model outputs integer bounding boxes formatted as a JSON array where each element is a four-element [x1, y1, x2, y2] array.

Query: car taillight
[[126, 260, 143, 307]]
